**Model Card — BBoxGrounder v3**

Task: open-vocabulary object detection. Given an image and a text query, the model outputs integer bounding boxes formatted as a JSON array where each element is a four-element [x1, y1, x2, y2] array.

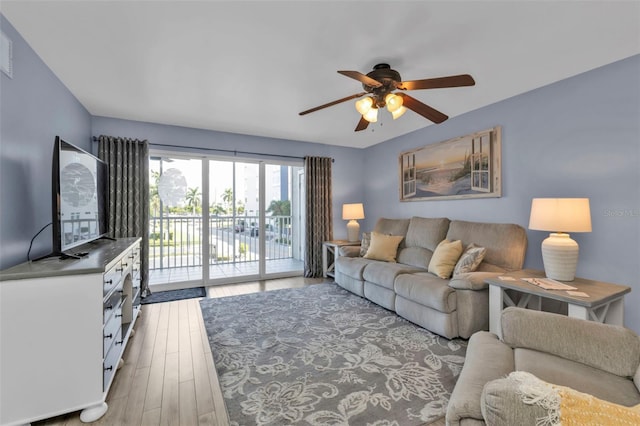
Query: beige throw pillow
[[364, 232, 404, 262], [453, 243, 487, 276], [428, 239, 463, 278]]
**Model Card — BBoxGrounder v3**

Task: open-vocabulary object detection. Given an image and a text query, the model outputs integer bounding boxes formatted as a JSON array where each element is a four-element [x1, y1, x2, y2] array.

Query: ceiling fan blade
[[397, 93, 449, 124], [337, 70, 383, 88], [299, 92, 367, 116], [354, 116, 369, 132], [397, 74, 475, 91]]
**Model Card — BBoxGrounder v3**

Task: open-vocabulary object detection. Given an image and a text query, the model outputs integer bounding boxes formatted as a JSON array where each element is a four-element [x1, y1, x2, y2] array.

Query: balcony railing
[[149, 215, 294, 270]]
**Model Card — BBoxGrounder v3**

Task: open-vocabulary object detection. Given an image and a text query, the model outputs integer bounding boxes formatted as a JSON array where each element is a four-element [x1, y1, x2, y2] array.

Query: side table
[[485, 269, 630, 337], [322, 240, 361, 278]]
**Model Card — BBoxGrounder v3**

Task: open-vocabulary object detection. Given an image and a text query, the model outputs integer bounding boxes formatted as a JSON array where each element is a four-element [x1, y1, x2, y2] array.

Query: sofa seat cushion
[[514, 348, 640, 407], [361, 262, 424, 290], [335, 256, 376, 280], [395, 272, 456, 313]]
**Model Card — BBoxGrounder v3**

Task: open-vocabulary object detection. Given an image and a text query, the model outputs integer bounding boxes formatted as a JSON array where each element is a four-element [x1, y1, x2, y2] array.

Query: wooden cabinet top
[[0, 237, 141, 281]]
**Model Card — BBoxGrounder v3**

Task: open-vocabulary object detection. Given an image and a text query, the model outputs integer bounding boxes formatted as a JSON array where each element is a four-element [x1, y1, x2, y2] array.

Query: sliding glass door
[[149, 152, 303, 288]]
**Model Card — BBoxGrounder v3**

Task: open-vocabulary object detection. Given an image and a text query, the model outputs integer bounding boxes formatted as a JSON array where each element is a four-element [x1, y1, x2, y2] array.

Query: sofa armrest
[[449, 272, 501, 291], [481, 375, 552, 426], [445, 331, 515, 426], [339, 246, 361, 257]]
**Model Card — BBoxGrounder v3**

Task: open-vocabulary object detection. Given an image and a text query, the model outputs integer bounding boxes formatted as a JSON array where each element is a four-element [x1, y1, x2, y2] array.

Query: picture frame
[[399, 126, 501, 201]]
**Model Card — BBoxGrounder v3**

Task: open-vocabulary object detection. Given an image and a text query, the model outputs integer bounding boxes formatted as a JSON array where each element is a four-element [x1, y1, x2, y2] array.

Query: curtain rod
[[91, 136, 334, 162]]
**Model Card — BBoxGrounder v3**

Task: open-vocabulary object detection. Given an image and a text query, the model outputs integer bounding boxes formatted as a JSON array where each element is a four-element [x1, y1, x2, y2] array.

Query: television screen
[[53, 137, 109, 255]]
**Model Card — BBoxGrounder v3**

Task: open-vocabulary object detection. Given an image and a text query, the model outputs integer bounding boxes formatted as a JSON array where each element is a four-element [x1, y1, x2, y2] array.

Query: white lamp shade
[[529, 198, 592, 233], [342, 203, 365, 220]]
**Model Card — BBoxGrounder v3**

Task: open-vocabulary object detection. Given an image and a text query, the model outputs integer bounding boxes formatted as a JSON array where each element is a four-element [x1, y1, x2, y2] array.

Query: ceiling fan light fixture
[[391, 106, 407, 120], [385, 93, 403, 113], [355, 97, 374, 115], [363, 107, 378, 123]]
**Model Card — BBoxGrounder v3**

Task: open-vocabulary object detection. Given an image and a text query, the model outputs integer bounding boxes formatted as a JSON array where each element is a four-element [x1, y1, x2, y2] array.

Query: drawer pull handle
[[105, 305, 113, 311], [104, 333, 113, 339], [104, 365, 113, 372], [116, 313, 123, 318], [105, 279, 113, 285], [116, 340, 124, 346], [116, 267, 123, 272]]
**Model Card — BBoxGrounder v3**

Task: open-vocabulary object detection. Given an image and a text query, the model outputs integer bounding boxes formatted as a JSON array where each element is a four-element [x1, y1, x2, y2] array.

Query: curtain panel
[[304, 156, 333, 278], [98, 135, 151, 297]]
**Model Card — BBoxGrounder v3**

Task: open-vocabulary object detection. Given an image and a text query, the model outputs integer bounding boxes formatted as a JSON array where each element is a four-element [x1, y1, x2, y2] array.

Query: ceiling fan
[[299, 63, 475, 132]]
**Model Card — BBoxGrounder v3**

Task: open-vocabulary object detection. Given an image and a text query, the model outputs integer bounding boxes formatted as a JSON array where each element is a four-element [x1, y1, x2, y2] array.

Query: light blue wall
[[362, 55, 640, 333], [91, 117, 365, 240], [0, 15, 92, 268], [2, 11, 638, 333]]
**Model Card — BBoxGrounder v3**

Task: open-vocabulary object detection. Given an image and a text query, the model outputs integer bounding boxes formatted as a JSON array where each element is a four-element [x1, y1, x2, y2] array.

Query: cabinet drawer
[[103, 305, 122, 355], [103, 327, 123, 392], [103, 289, 122, 323], [103, 267, 121, 298]]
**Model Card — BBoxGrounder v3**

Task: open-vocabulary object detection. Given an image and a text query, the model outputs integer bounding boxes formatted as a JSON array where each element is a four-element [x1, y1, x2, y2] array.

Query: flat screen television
[[51, 136, 109, 257]]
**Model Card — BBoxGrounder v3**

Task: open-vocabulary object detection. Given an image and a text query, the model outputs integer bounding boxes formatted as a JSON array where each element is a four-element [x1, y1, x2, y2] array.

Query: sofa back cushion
[[502, 307, 640, 378], [445, 220, 527, 271], [373, 217, 411, 237], [513, 348, 640, 407], [396, 217, 450, 269]]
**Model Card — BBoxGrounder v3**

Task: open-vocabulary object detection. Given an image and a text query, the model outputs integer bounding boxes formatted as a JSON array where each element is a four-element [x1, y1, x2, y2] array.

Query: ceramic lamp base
[[346, 220, 360, 242], [541, 233, 579, 281]]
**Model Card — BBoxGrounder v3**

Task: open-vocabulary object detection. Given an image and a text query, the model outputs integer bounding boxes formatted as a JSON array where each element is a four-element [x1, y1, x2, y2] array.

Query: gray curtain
[[98, 135, 151, 297], [304, 156, 333, 277]]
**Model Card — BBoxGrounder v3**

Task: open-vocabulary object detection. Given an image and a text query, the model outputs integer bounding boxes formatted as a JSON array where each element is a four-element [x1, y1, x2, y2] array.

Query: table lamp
[[342, 203, 365, 242], [528, 198, 592, 281]]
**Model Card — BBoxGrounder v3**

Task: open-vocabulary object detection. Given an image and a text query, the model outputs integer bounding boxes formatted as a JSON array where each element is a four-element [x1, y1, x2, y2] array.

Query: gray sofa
[[334, 217, 528, 339], [446, 307, 640, 425]]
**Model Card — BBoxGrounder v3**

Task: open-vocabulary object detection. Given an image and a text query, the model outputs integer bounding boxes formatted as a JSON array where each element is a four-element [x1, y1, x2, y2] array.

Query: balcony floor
[[149, 258, 304, 288]]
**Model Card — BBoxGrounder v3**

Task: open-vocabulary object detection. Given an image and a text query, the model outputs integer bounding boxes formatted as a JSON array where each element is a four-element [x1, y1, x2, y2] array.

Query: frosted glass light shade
[[363, 107, 378, 123], [355, 97, 373, 115], [391, 106, 407, 119], [385, 93, 403, 112]]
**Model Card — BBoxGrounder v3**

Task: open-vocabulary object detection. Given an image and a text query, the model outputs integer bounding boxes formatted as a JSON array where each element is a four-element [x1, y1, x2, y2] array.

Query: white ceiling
[[2, 1, 639, 149]]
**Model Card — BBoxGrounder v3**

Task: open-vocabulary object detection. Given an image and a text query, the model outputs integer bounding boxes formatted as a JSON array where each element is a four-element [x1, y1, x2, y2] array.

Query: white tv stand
[[0, 237, 142, 425]]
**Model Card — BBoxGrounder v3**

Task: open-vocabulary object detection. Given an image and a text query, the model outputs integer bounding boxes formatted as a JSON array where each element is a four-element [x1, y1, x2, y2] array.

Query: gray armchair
[[446, 307, 640, 425]]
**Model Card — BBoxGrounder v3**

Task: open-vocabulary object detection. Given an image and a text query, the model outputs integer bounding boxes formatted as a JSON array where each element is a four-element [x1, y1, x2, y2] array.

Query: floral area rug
[[199, 283, 467, 426]]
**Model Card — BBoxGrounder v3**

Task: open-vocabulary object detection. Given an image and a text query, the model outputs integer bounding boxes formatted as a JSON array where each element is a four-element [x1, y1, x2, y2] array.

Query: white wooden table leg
[[322, 244, 329, 278], [567, 303, 589, 320], [489, 285, 504, 338], [605, 298, 625, 325]]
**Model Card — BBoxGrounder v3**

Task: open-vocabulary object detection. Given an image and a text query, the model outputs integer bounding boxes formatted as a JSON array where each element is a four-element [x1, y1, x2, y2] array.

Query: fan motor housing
[[365, 63, 401, 106]]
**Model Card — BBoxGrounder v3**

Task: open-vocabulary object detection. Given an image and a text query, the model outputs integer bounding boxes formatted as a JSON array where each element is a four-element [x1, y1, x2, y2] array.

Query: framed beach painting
[[399, 126, 501, 201]]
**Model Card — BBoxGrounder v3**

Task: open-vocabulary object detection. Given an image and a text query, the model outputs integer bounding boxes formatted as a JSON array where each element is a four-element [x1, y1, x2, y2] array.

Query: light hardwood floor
[[34, 277, 446, 426]]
